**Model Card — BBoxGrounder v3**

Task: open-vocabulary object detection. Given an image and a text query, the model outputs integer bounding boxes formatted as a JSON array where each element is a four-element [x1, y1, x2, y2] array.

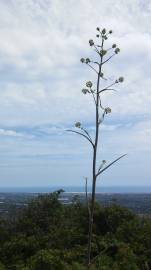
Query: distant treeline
[[0, 191, 151, 269]]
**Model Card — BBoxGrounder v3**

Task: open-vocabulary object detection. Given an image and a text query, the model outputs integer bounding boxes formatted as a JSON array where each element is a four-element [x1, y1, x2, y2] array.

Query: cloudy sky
[[0, 0, 151, 188]]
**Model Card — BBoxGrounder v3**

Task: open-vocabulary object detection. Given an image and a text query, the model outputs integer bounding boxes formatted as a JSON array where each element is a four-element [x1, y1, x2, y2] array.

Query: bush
[[29, 249, 65, 270]]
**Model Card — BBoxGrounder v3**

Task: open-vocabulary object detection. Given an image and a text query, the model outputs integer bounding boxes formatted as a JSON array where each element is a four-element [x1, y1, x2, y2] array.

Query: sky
[[0, 0, 151, 188]]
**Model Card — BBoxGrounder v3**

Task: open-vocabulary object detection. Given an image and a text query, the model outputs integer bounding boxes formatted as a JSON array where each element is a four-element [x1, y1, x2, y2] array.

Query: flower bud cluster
[[111, 44, 120, 54], [89, 39, 94, 46], [86, 81, 93, 88], [86, 58, 90, 64], [96, 27, 112, 35], [80, 58, 85, 63], [75, 122, 81, 128], [102, 28, 106, 35], [115, 77, 124, 83], [100, 49, 107, 56], [115, 48, 120, 54], [82, 88, 89, 94], [118, 77, 124, 82], [81, 81, 93, 95], [105, 107, 112, 114], [80, 58, 91, 64], [112, 44, 116, 48], [102, 160, 106, 164], [103, 36, 108, 40]]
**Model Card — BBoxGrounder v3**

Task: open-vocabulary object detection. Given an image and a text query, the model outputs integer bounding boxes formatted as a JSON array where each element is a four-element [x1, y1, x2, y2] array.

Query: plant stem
[[87, 53, 102, 266]]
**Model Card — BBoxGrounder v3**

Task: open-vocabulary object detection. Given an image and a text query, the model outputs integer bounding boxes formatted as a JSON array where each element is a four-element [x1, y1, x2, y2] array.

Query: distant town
[[0, 192, 151, 219]]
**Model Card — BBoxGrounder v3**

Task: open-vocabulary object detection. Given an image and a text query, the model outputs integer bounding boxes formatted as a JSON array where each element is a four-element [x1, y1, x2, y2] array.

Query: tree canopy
[[0, 191, 151, 269]]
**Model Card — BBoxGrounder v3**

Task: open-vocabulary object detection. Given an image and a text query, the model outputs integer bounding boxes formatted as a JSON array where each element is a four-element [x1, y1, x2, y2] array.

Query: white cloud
[[0, 0, 151, 185], [0, 128, 23, 137], [0, 0, 150, 127]]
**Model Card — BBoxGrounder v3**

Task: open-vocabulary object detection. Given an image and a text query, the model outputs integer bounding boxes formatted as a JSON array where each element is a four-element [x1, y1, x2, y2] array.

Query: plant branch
[[99, 88, 117, 94], [87, 63, 98, 75], [102, 54, 115, 65], [98, 95, 105, 110], [99, 82, 117, 94], [94, 45, 100, 54], [67, 129, 94, 147], [81, 127, 93, 144], [91, 61, 100, 66], [90, 90, 96, 105], [96, 154, 127, 177]]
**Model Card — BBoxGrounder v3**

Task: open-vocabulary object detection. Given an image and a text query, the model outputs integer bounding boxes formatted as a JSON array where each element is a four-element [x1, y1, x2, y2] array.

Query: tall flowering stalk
[[68, 27, 126, 265]]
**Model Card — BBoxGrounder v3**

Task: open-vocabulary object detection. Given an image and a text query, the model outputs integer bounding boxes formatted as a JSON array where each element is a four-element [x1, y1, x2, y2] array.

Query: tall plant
[[68, 27, 126, 265]]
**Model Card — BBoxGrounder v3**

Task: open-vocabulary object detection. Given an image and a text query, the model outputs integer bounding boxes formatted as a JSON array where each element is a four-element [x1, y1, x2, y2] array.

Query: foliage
[[0, 192, 151, 269]]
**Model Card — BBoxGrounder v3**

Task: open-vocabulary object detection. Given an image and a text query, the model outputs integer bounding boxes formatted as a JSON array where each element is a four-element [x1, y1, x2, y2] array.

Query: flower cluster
[[119, 77, 124, 83], [115, 77, 124, 83], [75, 122, 81, 128], [80, 58, 85, 63], [102, 28, 106, 34], [102, 160, 106, 164], [89, 39, 94, 46], [115, 48, 120, 54], [100, 49, 107, 56], [86, 81, 93, 88], [82, 88, 89, 94], [105, 107, 112, 114], [80, 58, 91, 64], [86, 58, 90, 64], [112, 44, 116, 48], [81, 81, 93, 95], [96, 27, 112, 39], [103, 36, 108, 40]]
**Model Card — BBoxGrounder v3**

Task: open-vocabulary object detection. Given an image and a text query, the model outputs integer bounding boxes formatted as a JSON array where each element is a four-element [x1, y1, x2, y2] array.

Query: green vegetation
[[0, 191, 151, 269]]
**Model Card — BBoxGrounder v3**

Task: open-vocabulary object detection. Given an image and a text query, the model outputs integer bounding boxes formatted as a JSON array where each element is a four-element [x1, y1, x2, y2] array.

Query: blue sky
[[0, 0, 151, 187]]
